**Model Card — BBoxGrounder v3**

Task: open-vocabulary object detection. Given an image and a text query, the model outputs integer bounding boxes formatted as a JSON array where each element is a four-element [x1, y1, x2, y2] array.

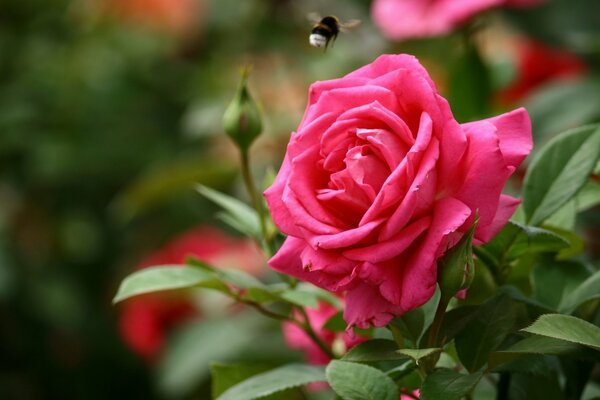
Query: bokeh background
[[1, 0, 599, 398]]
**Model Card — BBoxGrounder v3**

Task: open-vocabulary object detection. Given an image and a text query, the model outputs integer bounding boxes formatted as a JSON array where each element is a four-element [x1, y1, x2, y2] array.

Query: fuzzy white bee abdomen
[[309, 34, 327, 48]]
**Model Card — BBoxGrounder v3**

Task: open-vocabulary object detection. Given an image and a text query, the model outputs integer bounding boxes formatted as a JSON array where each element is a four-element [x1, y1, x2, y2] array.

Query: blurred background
[[0, 0, 599, 398]]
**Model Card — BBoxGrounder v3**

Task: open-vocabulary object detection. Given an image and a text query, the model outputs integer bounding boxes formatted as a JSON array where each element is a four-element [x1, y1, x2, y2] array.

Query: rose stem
[[426, 297, 449, 349], [296, 307, 336, 359], [239, 150, 273, 256]]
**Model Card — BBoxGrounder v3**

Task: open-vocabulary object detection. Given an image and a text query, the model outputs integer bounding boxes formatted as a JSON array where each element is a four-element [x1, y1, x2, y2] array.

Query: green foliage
[[342, 339, 403, 362], [489, 335, 587, 370], [157, 314, 266, 397], [420, 369, 483, 400], [215, 364, 326, 400], [523, 124, 600, 226], [454, 294, 517, 372], [113, 265, 220, 303], [522, 314, 600, 352], [532, 259, 591, 310], [326, 360, 399, 400], [197, 184, 261, 238], [559, 270, 600, 314]]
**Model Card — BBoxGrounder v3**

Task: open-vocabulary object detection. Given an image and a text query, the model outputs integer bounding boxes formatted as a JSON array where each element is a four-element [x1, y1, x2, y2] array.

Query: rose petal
[[344, 282, 405, 329], [465, 107, 533, 170]]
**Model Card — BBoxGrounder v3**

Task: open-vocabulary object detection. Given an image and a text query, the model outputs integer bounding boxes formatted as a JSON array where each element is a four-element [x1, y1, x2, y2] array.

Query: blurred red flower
[[498, 40, 586, 103], [118, 226, 264, 360], [104, 0, 205, 37]]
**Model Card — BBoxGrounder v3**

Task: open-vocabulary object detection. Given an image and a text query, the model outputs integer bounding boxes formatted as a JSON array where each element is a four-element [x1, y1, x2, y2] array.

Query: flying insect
[[308, 14, 361, 50]]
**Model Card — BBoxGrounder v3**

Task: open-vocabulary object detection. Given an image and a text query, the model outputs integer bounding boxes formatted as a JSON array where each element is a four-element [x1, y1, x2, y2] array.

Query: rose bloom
[[498, 39, 586, 104], [265, 54, 532, 328], [372, 0, 542, 41], [118, 226, 263, 360], [283, 302, 365, 365]]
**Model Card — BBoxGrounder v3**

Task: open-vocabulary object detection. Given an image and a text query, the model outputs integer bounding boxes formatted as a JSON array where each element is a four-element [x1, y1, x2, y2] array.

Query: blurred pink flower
[[118, 226, 264, 360], [282, 302, 365, 365], [372, 0, 542, 41]]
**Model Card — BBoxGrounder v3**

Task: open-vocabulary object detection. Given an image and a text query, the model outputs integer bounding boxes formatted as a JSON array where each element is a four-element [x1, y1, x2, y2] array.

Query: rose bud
[[223, 67, 263, 153], [437, 219, 477, 304]]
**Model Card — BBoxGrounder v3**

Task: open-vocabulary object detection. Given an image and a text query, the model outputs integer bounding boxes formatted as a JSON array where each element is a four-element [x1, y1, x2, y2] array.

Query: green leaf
[[389, 308, 425, 346], [158, 313, 264, 397], [508, 374, 565, 400], [326, 360, 399, 400], [523, 124, 600, 226], [489, 335, 585, 370], [439, 305, 480, 343], [196, 184, 260, 237], [211, 363, 304, 400], [244, 284, 286, 304], [218, 268, 265, 289], [420, 368, 483, 400], [113, 265, 221, 303], [522, 314, 600, 351], [455, 294, 516, 372], [216, 364, 326, 400], [323, 311, 346, 332], [544, 198, 577, 230], [501, 286, 554, 312], [491, 354, 558, 378], [532, 259, 591, 310], [574, 179, 600, 212], [397, 348, 442, 365], [476, 222, 570, 271], [342, 339, 402, 362], [280, 289, 320, 309], [560, 270, 600, 313]]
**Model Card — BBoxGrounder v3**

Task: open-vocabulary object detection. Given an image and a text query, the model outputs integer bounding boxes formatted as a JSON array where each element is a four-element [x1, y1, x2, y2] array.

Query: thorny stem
[[240, 150, 273, 256]]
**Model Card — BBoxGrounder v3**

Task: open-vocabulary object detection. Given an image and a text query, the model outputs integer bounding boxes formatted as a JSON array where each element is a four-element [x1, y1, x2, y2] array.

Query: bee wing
[[307, 12, 322, 25], [339, 19, 361, 32]]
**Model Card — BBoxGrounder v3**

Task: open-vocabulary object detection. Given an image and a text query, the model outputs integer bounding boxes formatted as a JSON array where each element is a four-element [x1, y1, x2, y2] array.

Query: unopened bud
[[223, 66, 263, 152], [437, 215, 478, 304]]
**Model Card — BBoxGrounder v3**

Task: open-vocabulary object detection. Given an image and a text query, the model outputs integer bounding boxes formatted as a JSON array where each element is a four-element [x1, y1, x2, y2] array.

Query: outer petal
[[477, 194, 521, 243], [269, 237, 357, 292], [466, 107, 533, 170], [344, 282, 405, 329], [264, 154, 303, 237], [454, 121, 512, 240]]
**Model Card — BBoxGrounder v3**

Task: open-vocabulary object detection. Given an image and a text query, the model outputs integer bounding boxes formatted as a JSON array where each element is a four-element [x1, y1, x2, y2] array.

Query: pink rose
[[265, 54, 532, 328], [283, 302, 365, 365], [372, 0, 542, 41]]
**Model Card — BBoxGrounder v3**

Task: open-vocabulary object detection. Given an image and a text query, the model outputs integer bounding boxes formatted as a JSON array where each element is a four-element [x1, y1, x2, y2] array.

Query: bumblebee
[[308, 14, 360, 49]]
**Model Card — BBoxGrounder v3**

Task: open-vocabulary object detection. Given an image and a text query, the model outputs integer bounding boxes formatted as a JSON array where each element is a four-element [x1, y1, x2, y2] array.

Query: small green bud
[[437, 215, 478, 304], [223, 66, 263, 152]]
